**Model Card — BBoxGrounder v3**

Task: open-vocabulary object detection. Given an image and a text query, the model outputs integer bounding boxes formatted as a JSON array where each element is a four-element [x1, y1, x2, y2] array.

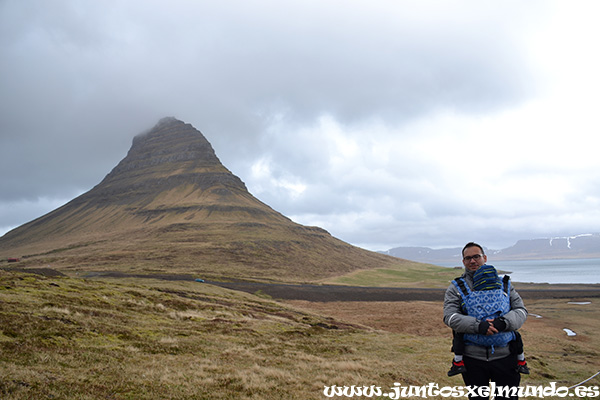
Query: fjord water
[[495, 258, 600, 284], [439, 258, 600, 284]]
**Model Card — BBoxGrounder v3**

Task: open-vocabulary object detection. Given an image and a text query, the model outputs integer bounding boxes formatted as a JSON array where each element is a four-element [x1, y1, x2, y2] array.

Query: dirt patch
[[206, 280, 600, 302], [210, 281, 448, 301]]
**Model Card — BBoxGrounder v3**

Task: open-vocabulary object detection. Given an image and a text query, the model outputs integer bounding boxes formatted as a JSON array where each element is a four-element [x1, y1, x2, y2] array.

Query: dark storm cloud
[[1, 0, 532, 191], [3, 0, 596, 251]]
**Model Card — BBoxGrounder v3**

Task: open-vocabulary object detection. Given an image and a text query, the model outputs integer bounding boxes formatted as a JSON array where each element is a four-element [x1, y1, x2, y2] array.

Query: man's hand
[[479, 318, 499, 335], [491, 317, 507, 332], [486, 319, 499, 335]]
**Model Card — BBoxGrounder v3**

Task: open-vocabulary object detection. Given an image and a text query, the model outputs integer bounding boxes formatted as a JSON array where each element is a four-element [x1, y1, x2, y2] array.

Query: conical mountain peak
[[100, 117, 244, 193], [0, 118, 406, 282], [73, 118, 252, 213], [127, 116, 221, 169]]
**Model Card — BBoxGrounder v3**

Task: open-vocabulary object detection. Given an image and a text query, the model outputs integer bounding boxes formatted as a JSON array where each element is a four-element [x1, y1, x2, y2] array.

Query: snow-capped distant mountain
[[385, 233, 600, 264]]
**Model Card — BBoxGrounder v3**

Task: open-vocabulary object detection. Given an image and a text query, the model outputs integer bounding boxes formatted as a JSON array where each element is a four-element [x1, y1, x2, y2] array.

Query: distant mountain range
[[384, 233, 600, 265]]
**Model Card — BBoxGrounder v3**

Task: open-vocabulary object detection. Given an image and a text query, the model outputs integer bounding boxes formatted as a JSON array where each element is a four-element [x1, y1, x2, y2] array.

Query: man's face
[[462, 246, 487, 272]]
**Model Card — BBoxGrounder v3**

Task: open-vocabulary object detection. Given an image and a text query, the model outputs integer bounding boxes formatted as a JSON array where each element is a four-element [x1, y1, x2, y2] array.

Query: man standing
[[443, 242, 528, 399]]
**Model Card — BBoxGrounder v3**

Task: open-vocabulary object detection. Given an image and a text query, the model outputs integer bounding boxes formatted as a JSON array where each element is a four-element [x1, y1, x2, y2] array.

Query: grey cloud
[[2, 0, 590, 251]]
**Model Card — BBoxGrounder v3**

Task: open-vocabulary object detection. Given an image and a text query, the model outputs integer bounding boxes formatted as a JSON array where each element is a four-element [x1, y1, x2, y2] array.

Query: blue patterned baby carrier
[[452, 272, 516, 349]]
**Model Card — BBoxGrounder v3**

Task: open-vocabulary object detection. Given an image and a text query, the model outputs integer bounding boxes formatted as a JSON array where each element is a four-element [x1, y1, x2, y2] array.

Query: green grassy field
[[1, 270, 599, 399], [321, 262, 463, 288]]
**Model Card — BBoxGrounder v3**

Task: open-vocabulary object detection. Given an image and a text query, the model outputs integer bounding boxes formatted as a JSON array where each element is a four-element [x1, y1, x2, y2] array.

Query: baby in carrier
[[448, 264, 530, 376]]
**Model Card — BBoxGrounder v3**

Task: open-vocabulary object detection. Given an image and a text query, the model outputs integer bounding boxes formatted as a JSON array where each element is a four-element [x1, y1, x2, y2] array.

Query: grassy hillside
[[3, 220, 414, 283], [2, 269, 599, 399]]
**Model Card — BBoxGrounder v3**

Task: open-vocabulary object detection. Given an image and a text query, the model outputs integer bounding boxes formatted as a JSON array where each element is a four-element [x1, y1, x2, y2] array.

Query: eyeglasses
[[463, 254, 483, 262]]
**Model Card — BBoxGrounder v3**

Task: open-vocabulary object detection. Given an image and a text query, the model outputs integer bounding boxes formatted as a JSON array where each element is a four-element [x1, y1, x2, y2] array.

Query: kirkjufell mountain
[[0, 118, 410, 281]]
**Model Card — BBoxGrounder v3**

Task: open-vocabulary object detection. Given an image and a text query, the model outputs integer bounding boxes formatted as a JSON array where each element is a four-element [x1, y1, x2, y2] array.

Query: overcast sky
[[2, 1, 600, 251]]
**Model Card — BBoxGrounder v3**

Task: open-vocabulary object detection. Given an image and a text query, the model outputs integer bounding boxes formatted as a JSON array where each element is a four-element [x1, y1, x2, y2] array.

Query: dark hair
[[462, 242, 485, 257]]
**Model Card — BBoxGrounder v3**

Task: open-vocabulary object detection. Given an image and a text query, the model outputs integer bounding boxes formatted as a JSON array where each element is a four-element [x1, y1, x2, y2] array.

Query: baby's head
[[473, 264, 501, 291]]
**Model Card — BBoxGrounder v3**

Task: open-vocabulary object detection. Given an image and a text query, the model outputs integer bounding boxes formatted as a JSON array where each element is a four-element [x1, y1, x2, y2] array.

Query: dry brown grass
[[0, 270, 444, 399], [287, 300, 447, 336], [288, 297, 600, 392], [1, 270, 598, 399]]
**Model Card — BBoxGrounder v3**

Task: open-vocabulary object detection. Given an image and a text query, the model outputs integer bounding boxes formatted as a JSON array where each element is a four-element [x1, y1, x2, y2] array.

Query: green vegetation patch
[[323, 262, 463, 288]]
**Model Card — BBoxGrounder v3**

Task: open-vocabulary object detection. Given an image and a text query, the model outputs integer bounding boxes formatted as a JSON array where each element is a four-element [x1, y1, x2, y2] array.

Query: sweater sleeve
[[443, 284, 480, 334], [501, 285, 528, 331]]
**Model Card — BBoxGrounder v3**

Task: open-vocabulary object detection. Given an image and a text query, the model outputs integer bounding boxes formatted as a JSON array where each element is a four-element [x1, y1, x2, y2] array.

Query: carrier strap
[[452, 277, 469, 313], [454, 277, 469, 297], [502, 275, 510, 294]]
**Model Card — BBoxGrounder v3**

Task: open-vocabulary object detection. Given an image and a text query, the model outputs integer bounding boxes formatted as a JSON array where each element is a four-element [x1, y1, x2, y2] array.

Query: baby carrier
[[452, 273, 516, 349]]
